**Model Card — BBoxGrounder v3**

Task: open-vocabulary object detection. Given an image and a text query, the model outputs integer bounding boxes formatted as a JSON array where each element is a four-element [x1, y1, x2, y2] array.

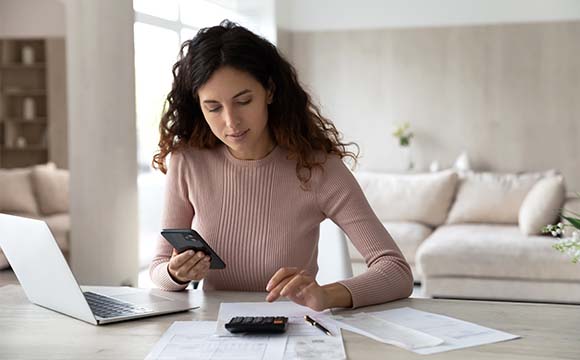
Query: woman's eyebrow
[[203, 89, 252, 104], [232, 89, 252, 98]]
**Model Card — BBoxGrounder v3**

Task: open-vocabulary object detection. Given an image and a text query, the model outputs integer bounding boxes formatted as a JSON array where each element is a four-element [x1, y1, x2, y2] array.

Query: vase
[[429, 160, 440, 172], [402, 146, 414, 171], [23, 97, 36, 120], [16, 136, 27, 149], [21, 46, 35, 65]]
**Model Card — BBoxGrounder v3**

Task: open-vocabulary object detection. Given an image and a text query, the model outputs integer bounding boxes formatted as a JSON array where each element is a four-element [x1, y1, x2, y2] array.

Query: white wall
[[283, 21, 580, 191], [0, 0, 65, 37], [276, 1, 580, 191], [238, 0, 277, 44], [277, 0, 580, 31]]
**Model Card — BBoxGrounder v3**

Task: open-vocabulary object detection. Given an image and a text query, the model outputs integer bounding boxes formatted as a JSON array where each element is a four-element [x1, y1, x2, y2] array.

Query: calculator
[[225, 316, 288, 334]]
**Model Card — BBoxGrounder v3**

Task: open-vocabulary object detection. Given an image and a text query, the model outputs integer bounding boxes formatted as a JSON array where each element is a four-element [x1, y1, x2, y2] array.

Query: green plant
[[553, 233, 580, 263], [392, 122, 414, 147], [543, 195, 580, 263]]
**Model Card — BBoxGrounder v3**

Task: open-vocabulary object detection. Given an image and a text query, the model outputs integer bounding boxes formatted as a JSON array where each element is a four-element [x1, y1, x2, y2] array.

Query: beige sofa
[[0, 163, 69, 269], [349, 169, 580, 304]]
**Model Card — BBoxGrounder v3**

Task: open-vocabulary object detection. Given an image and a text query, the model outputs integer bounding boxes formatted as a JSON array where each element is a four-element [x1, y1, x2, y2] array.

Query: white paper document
[[144, 321, 287, 360], [331, 312, 444, 350], [283, 334, 344, 360], [332, 307, 520, 354], [217, 302, 346, 360]]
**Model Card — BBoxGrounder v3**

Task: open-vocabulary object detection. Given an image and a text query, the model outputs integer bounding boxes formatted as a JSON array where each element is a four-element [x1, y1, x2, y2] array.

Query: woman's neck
[[227, 138, 276, 160]]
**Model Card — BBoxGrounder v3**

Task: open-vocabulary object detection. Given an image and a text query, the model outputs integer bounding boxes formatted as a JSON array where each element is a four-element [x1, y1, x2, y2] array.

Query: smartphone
[[161, 229, 226, 269]]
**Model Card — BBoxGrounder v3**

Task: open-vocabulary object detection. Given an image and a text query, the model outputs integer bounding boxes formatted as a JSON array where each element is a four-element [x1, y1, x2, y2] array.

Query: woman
[[150, 20, 412, 311]]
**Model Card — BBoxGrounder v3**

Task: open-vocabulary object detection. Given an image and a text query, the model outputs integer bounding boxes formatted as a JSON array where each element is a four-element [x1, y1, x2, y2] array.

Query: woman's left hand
[[265, 267, 330, 311]]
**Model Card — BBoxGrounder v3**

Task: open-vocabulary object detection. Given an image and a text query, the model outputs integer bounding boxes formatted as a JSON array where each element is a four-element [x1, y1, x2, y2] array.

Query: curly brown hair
[[153, 20, 358, 187]]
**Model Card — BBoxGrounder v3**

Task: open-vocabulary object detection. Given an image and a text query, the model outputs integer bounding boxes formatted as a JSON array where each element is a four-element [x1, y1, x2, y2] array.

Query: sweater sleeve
[[149, 151, 195, 291], [315, 156, 413, 308]]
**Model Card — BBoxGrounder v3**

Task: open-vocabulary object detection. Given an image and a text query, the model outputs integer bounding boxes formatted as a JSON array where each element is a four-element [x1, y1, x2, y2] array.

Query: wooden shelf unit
[[0, 39, 49, 168]]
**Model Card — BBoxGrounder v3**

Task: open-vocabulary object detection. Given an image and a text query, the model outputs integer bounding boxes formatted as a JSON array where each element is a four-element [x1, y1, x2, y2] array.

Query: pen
[[304, 315, 333, 336]]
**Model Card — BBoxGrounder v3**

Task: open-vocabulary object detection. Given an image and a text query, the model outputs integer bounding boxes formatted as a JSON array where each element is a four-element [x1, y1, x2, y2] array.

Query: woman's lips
[[228, 129, 249, 138]]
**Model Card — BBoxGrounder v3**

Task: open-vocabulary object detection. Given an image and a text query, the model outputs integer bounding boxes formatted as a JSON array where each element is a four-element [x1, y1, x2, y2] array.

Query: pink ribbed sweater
[[150, 145, 413, 308]]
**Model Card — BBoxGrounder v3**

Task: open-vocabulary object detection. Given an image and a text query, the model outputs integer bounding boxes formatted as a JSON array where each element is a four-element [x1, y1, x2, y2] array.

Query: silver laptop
[[0, 213, 198, 325]]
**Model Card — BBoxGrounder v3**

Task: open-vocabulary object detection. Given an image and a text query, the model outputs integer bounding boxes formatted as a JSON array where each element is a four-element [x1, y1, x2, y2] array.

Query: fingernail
[[266, 282, 271, 291], [187, 250, 194, 255]]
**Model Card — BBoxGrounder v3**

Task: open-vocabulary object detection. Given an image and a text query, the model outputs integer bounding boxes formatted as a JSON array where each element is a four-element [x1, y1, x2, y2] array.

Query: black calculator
[[225, 316, 288, 334]]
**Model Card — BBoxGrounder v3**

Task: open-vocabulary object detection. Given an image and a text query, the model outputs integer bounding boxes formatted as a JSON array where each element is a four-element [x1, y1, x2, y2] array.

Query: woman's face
[[198, 66, 274, 160]]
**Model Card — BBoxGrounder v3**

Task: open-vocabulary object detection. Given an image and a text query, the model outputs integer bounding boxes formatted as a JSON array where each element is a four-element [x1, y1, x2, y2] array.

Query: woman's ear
[[267, 79, 275, 104]]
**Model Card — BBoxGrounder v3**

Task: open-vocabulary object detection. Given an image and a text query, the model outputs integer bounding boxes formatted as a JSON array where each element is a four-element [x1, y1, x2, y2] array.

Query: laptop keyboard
[[84, 291, 152, 319]]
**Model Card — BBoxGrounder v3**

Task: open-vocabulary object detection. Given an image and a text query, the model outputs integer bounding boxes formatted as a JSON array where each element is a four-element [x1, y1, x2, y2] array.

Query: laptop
[[0, 213, 198, 325]]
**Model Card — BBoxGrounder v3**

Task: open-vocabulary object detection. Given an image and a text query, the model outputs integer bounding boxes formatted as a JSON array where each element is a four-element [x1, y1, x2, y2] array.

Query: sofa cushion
[[0, 168, 38, 215], [347, 221, 432, 265], [44, 214, 70, 251], [355, 170, 458, 226], [519, 176, 566, 235], [31, 165, 69, 215], [416, 224, 580, 281], [384, 222, 432, 265], [446, 171, 552, 225]]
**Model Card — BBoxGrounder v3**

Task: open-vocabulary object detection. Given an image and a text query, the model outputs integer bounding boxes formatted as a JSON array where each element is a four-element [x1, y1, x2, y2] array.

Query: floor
[[0, 268, 427, 298]]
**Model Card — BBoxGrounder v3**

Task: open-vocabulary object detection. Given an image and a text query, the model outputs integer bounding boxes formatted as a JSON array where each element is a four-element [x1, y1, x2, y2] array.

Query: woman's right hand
[[167, 249, 211, 284]]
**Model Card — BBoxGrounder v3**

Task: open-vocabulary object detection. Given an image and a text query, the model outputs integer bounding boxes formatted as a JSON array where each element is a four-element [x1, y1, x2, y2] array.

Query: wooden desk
[[1, 284, 579, 359]]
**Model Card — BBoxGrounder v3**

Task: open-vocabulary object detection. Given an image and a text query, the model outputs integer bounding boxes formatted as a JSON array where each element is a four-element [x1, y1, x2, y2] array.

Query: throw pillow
[[446, 170, 555, 225], [0, 167, 39, 215], [518, 176, 566, 235], [31, 164, 69, 215], [355, 170, 458, 227]]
